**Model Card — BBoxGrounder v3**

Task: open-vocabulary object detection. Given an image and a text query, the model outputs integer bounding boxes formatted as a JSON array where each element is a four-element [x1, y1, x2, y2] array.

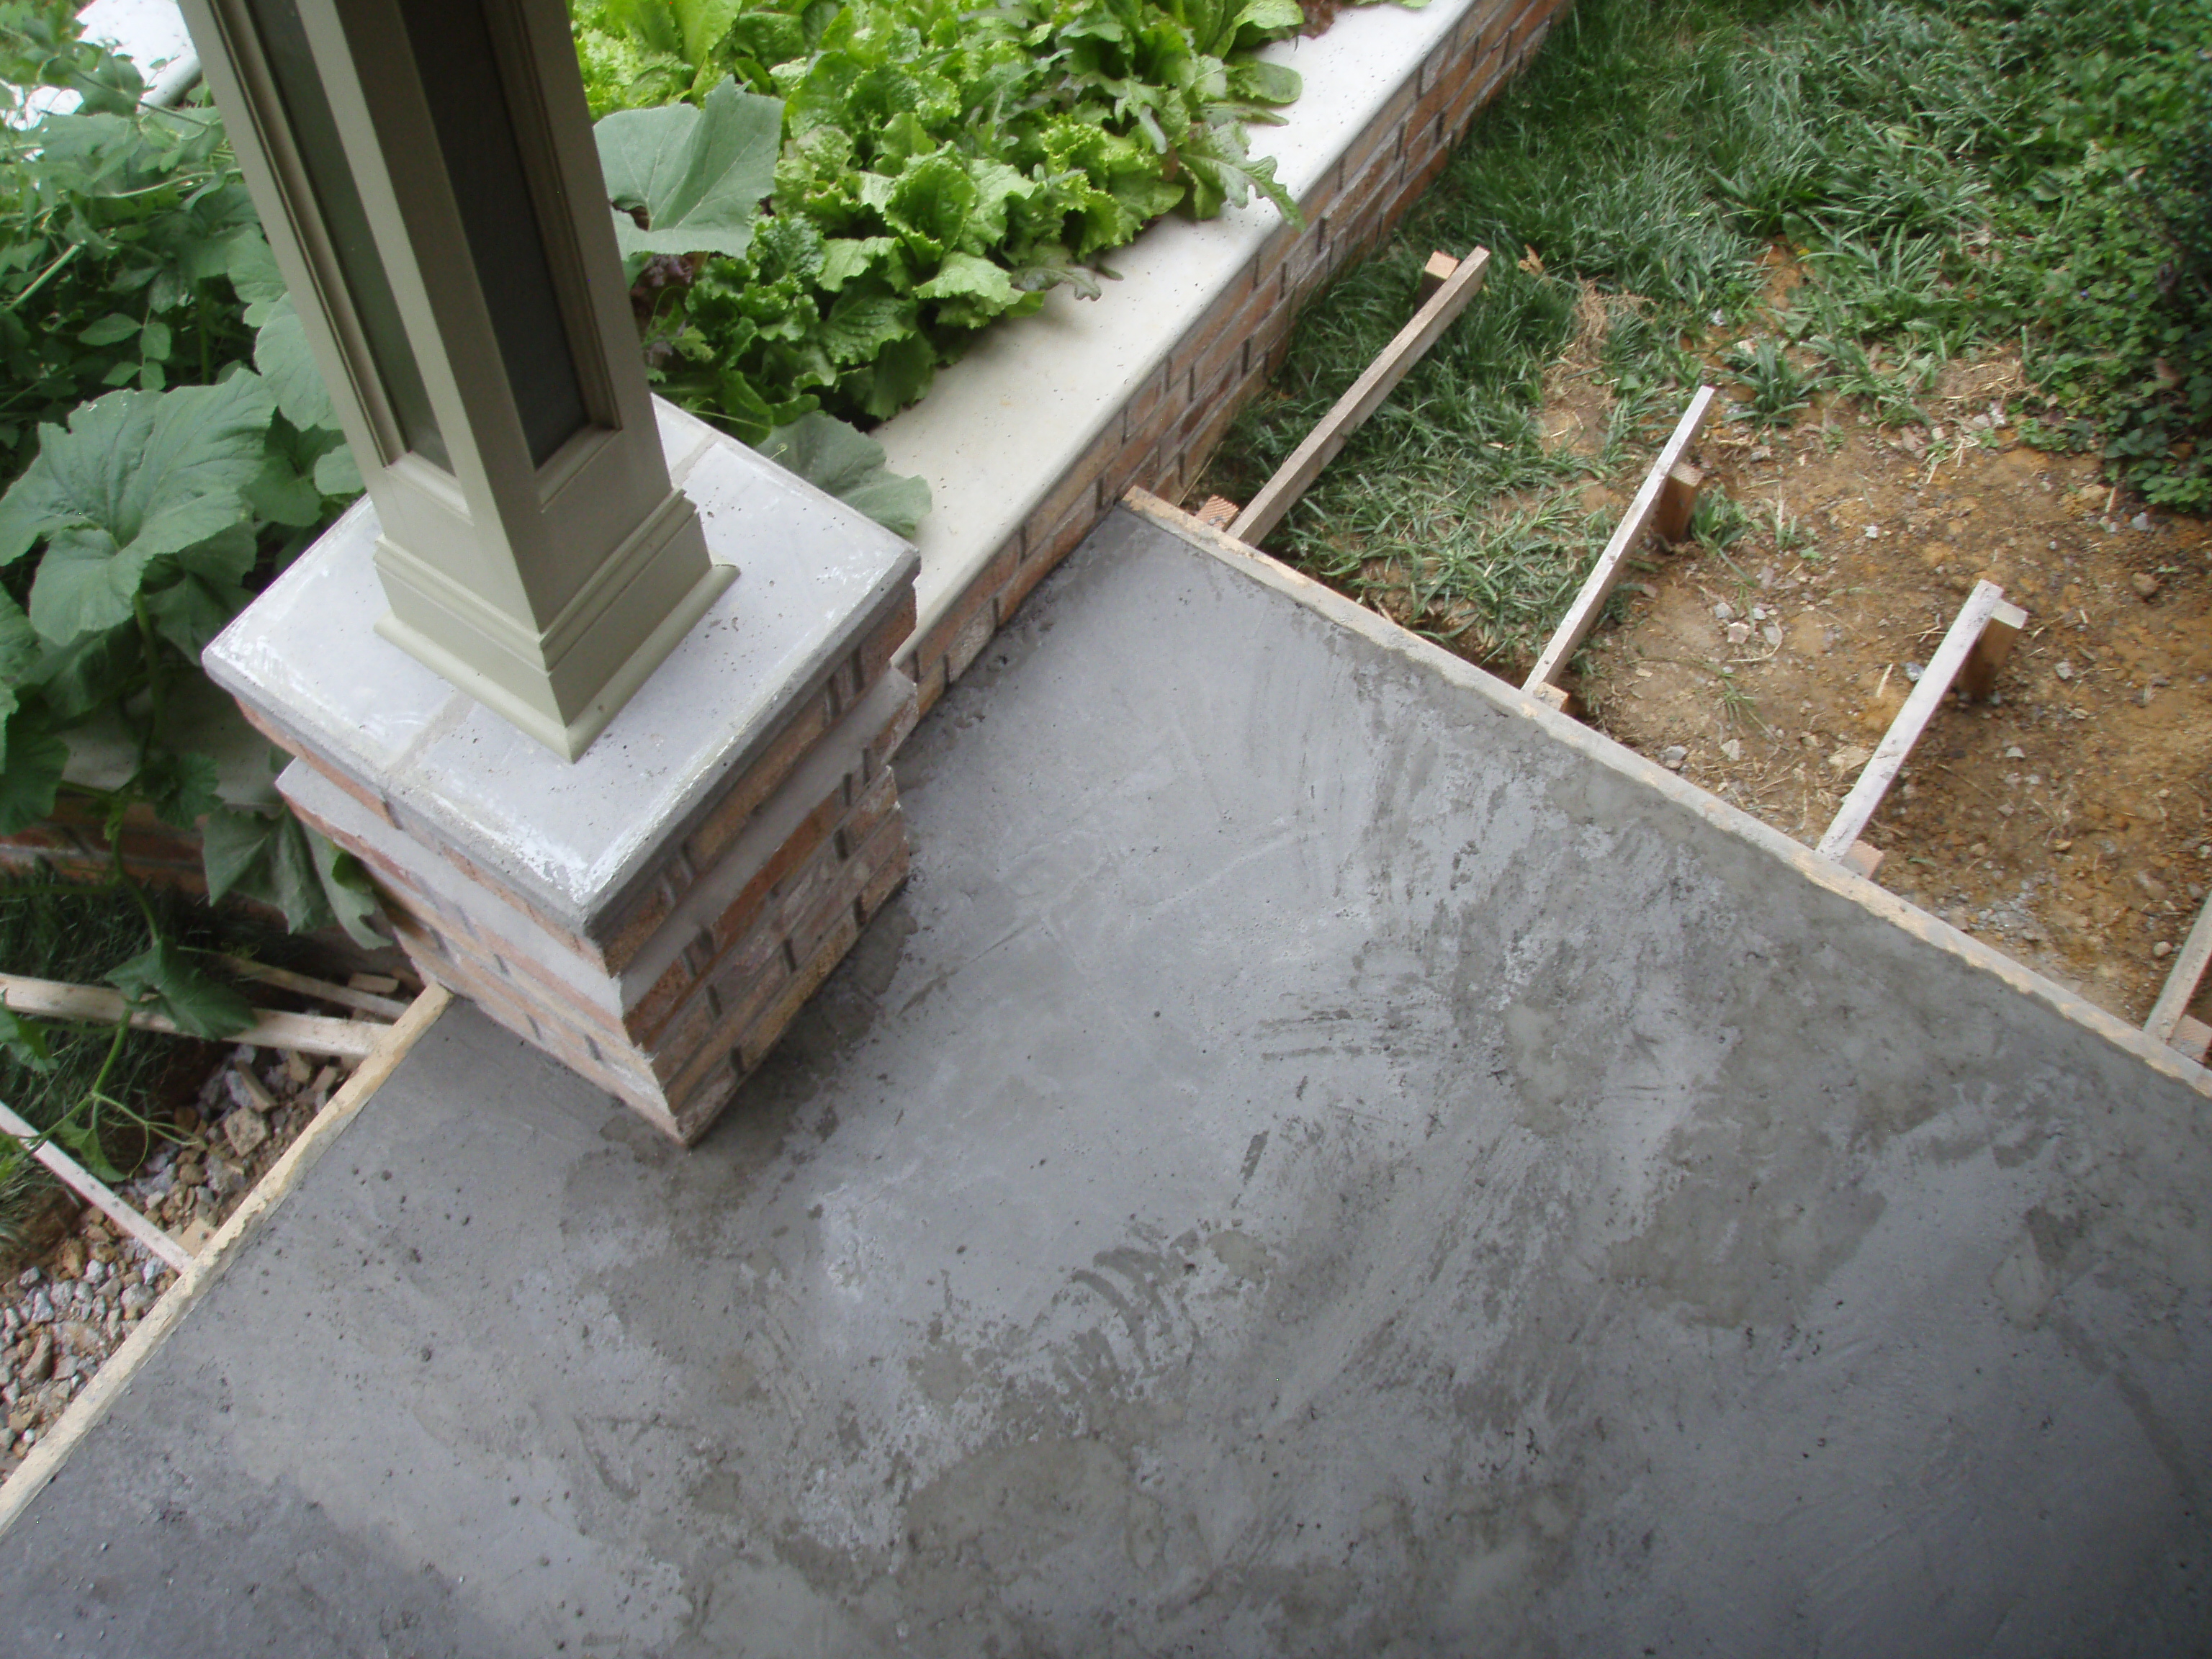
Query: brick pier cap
[[206, 400, 922, 1143]]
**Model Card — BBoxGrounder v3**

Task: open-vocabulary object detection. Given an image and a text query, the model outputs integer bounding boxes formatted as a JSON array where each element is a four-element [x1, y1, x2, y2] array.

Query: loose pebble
[[1660, 746, 1688, 770]]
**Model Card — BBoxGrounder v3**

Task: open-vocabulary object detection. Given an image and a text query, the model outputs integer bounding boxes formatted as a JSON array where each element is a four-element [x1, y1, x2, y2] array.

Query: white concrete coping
[[873, 0, 1485, 647], [204, 403, 917, 935]]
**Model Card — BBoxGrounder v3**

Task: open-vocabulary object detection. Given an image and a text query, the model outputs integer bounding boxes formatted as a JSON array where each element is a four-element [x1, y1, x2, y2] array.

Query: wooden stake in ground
[[2146, 892, 2212, 1056], [0, 975, 385, 1058], [1524, 385, 1717, 700], [1228, 248, 1492, 548], [0, 1102, 194, 1272], [1815, 580, 2026, 872]]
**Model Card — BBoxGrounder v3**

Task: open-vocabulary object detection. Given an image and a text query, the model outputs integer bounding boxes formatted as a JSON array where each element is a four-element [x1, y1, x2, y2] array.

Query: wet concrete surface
[[4, 508, 2209, 1656]]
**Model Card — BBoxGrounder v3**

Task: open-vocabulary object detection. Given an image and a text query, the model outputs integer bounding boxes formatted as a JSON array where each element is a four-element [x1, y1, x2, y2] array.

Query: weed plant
[[1208, 0, 2212, 667]]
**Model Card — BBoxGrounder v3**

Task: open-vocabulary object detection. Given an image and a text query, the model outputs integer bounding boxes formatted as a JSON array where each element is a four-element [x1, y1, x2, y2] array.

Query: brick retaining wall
[[896, 0, 1567, 714]]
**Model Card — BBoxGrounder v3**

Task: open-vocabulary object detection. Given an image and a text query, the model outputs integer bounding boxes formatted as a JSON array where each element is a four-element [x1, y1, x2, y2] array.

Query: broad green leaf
[[78, 314, 139, 347], [0, 710, 68, 835], [915, 251, 1018, 308], [1231, 0, 1305, 42], [54, 1118, 124, 1183], [306, 824, 389, 948], [670, 0, 744, 68], [140, 318, 172, 362], [755, 411, 931, 538], [29, 529, 158, 647], [145, 575, 248, 662], [244, 446, 326, 527], [884, 153, 976, 258], [595, 78, 783, 266], [107, 938, 254, 1040], [224, 230, 289, 318], [817, 236, 902, 292], [820, 290, 917, 364], [313, 443, 364, 498], [24, 624, 138, 724], [854, 333, 935, 420], [266, 811, 331, 935], [140, 749, 223, 830], [0, 591, 40, 685], [0, 378, 277, 645], [253, 297, 338, 433], [200, 805, 275, 906], [0, 1007, 53, 1075], [1230, 58, 1301, 106]]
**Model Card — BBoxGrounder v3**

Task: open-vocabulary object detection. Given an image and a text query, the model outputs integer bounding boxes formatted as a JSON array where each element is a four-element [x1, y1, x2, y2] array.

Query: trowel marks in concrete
[[5, 508, 2208, 1656]]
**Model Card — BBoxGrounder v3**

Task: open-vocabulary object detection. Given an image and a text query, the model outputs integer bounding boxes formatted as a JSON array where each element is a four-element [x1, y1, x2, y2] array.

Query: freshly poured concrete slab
[[9, 508, 2209, 1655]]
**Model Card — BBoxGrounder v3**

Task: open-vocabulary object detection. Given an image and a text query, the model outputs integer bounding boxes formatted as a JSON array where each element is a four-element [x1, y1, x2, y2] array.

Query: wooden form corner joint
[[1530, 682, 1569, 714], [2144, 888, 2212, 1055], [1195, 496, 1241, 531], [2170, 1014, 2212, 1067], [1840, 840, 1884, 880], [1815, 580, 2026, 868]]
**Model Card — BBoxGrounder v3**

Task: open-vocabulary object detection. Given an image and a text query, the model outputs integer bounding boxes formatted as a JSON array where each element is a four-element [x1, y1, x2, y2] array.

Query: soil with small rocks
[[1565, 356, 2210, 1033], [0, 1043, 357, 1482]]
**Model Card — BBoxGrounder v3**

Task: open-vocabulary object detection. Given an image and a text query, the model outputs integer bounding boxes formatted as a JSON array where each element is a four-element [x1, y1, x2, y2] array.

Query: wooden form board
[[217, 955, 411, 1020], [0, 1101, 194, 1272], [1521, 385, 1717, 696], [1815, 580, 2026, 863], [2146, 891, 2212, 1051], [0, 984, 451, 1537], [0, 974, 385, 1058], [1228, 248, 1491, 548]]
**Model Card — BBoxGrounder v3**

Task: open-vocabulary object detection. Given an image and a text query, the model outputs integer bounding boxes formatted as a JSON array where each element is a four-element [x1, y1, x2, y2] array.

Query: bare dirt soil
[[1567, 364, 2211, 1035]]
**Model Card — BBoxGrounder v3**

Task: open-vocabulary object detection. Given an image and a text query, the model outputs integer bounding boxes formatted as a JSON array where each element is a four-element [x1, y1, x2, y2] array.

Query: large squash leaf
[[596, 78, 783, 270], [754, 410, 930, 540], [0, 375, 276, 647]]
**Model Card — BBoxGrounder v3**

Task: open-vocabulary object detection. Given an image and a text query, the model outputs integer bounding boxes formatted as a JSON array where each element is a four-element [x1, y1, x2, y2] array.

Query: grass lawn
[[1200, 0, 2211, 669]]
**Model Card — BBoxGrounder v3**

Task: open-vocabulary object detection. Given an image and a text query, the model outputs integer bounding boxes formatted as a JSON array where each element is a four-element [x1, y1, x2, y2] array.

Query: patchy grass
[[1200, 0, 2212, 666]]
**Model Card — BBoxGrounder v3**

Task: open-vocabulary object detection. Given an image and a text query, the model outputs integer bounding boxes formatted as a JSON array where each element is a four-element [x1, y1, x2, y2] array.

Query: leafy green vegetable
[[582, 0, 1316, 441]]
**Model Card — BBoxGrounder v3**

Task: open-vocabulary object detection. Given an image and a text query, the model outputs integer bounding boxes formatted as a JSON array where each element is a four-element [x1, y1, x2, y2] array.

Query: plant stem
[[5, 239, 81, 313]]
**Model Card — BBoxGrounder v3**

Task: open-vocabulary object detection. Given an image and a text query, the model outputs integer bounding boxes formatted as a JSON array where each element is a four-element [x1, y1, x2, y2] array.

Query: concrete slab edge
[[0, 985, 454, 1539], [1120, 489, 2212, 1100]]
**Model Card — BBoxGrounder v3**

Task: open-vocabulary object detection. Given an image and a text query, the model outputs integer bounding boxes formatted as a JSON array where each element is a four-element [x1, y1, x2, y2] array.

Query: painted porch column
[[176, 0, 729, 758]]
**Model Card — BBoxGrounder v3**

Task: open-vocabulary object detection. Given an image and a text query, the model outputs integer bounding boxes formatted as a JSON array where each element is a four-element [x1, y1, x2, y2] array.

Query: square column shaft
[[207, 405, 920, 1142]]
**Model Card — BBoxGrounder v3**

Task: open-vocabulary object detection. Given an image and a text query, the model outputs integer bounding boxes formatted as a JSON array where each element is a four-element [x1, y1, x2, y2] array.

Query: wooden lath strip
[[0, 1101, 196, 1272], [1522, 385, 1717, 697], [0, 975, 385, 1058], [1815, 579, 2026, 868], [1228, 248, 1492, 548]]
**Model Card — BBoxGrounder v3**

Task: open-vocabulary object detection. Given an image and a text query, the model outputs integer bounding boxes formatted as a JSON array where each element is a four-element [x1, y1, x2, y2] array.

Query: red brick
[[678, 687, 835, 878], [695, 776, 850, 962], [855, 814, 913, 922], [738, 909, 858, 1074], [912, 650, 949, 719], [858, 588, 918, 690], [662, 946, 788, 1108], [1335, 78, 1416, 193]]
